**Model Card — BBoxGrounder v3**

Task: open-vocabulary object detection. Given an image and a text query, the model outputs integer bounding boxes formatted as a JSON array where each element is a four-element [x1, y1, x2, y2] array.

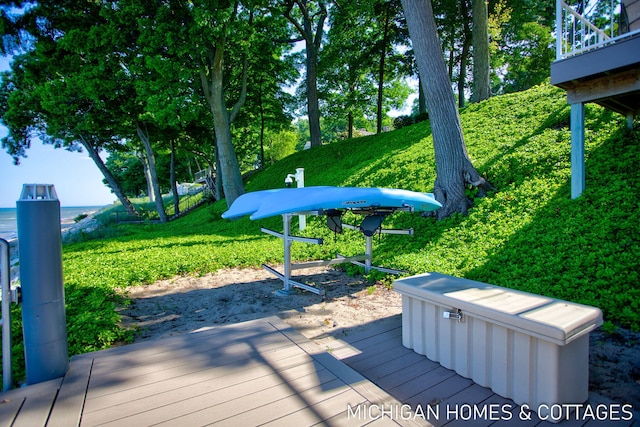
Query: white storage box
[[394, 272, 602, 418]]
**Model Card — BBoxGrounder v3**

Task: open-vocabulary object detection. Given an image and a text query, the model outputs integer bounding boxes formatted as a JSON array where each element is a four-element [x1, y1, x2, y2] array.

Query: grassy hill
[[7, 83, 638, 382]]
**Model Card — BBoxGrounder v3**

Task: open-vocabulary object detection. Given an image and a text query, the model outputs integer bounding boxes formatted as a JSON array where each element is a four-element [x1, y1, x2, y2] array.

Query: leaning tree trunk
[[136, 151, 154, 203], [170, 139, 179, 216], [401, 0, 492, 219], [79, 136, 138, 216], [137, 124, 167, 222]]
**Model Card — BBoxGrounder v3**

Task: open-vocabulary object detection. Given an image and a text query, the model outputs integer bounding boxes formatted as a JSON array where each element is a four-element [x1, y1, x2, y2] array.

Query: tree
[[230, 10, 298, 170], [499, 21, 554, 93], [371, 0, 410, 133], [491, 0, 554, 94], [0, 3, 141, 215], [320, 2, 377, 139], [281, 0, 328, 148], [136, 124, 167, 222], [400, 0, 492, 218], [319, 0, 411, 139], [472, 0, 491, 102], [263, 129, 298, 165]]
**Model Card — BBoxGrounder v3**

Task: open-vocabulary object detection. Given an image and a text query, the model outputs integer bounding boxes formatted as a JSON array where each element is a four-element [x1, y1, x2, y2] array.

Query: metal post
[[295, 168, 306, 231], [571, 103, 586, 199], [285, 168, 306, 231], [1, 238, 12, 391], [365, 235, 372, 274], [17, 184, 69, 385], [274, 214, 294, 296]]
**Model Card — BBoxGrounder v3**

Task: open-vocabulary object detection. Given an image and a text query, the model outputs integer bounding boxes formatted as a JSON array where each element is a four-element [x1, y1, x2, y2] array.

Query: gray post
[[570, 103, 585, 199], [16, 184, 69, 384], [1, 238, 12, 391], [277, 213, 294, 296]]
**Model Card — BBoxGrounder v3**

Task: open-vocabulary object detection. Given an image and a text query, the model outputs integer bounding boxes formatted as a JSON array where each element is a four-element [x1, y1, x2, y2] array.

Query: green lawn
[[4, 83, 639, 385]]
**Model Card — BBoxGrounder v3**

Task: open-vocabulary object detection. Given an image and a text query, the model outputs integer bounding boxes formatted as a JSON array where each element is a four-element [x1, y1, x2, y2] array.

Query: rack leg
[[365, 235, 372, 274], [275, 214, 295, 296]]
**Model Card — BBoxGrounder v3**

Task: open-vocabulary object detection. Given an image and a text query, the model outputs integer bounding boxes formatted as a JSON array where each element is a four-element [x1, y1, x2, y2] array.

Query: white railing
[[556, 0, 640, 59], [194, 168, 210, 183]]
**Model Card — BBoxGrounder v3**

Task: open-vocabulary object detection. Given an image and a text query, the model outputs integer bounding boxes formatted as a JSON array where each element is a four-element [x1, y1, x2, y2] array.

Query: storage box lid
[[393, 272, 603, 345]]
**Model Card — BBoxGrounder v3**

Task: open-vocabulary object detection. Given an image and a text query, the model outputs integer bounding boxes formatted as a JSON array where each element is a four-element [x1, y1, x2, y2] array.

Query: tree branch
[[229, 51, 248, 124]]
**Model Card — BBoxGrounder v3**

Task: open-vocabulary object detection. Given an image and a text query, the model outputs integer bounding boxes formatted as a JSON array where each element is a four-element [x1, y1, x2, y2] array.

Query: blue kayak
[[222, 186, 441, 220]]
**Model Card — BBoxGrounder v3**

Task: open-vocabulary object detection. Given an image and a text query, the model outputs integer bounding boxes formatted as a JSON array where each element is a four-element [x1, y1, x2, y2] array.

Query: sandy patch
[[117, 266, 640, 413], [117, 266, 400, 342]]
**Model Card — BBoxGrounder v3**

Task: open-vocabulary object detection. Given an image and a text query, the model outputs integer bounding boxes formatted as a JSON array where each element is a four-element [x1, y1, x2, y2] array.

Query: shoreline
[[0, 205, 105, 241], [1, 206, 105, 283]]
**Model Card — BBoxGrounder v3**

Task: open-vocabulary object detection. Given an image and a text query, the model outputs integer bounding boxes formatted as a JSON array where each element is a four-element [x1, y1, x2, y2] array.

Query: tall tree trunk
[[79, 136, 138, 216], [347, 111, 353, 139], [458, 0, 472, 108], [458, 30, 472, 108], [304, 18, 322, 147], [376, 3, 391, 134], [401, 0, 492, 219], [187, 156, 194, 181], [136, 124, 167, 222], [200, 42, 245, 207], [472, 0, 491, 102], [170, 139, 179, 216], [447, 31, 455, 81], [284, 0, 326, 148], [214, 149, 223, 201], [137, 151, 154, 202], [258, 84, 265, 169]]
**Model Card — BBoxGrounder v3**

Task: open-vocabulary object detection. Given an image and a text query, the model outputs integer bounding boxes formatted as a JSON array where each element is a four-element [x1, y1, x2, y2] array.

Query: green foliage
[[74, 214, 88, 223], [4, 83, 638, 387], [263, 129, 298, 166], [498, 23, 555, 93]]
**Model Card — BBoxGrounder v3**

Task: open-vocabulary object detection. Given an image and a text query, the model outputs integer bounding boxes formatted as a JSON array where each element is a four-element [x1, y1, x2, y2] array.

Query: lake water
[[0, 206, 104, 241]]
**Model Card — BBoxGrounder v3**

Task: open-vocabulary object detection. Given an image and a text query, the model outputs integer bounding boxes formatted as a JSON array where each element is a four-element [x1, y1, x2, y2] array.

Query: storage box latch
[[443, 308, 463, 322]]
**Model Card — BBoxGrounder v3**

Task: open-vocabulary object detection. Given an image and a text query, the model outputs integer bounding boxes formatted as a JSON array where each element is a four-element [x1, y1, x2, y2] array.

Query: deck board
[[82, 347, 308, 414], [1, 313, 638, 426], [46, 357, 92, 427], [3, 378, 62, 427]]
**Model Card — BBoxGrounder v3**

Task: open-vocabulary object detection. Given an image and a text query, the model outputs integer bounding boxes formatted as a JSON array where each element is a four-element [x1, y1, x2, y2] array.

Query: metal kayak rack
[[261, 209, 413, 297]]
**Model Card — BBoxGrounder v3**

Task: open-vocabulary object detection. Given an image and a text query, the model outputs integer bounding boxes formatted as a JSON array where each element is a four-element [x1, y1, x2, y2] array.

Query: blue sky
[[0, 56, 115, 208], [0, 142, 116, 208]]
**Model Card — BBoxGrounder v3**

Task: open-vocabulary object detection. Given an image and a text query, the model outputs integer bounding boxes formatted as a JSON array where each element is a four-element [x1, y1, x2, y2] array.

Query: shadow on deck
[[1, 315, 638, 426]]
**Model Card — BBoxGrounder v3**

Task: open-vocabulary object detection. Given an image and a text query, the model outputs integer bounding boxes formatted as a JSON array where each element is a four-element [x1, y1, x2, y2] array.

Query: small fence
[[113, 186, 212, 224]]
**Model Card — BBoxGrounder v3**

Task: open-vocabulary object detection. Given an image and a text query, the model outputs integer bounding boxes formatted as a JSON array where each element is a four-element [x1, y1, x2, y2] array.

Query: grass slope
[[4, 83, 639, 384]]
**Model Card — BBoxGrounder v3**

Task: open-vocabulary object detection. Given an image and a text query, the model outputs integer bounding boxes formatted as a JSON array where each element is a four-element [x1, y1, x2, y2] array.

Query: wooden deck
[[1, 315, 638, 426]]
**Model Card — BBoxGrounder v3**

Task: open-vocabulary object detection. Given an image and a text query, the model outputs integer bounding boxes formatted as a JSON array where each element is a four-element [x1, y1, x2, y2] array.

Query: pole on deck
[[1, 238, 12, 391], [570, 103, 585, 199], [17, 184, 69, 385]]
